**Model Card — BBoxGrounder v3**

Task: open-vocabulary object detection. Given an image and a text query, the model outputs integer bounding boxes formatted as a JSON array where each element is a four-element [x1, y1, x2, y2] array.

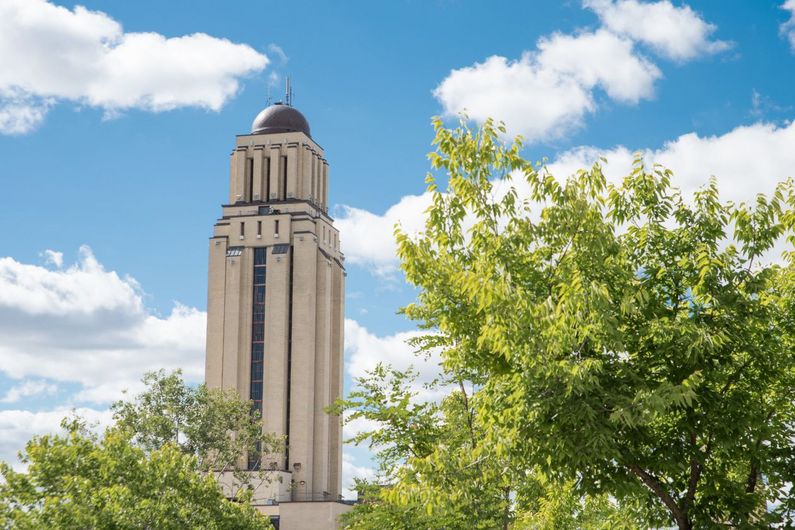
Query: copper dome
[[251, 103, 311, 137]]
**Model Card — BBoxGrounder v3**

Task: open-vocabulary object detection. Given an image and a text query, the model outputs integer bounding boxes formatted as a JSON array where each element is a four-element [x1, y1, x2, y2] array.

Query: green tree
[[393, 118, 795, 528], [336, 365, 643, 529], [112, 370, 283, 494], [0, 419, 271, 530]]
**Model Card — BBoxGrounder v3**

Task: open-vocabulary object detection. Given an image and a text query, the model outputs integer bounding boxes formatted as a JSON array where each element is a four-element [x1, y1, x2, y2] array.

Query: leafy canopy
[[390, 117, 795, 529], [0, 371, 279, 529], [112, 369, 282, 490], [0, 419, 271, 530]]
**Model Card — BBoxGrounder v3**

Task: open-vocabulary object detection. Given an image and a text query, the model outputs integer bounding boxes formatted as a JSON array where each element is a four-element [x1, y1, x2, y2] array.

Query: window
[[275, 220, 279, 236], [250, 246, 267, 417], [254, 285, 266, 303], [257, 221, 262, 237], [254, 247, 267, 265], [272, 244, 290, 255], [226, 247, 243, 257], [240, 222, 245, 238], [280, 156, 287, 200], [246, 158, 254, 202], [264, 157, 270, 200]]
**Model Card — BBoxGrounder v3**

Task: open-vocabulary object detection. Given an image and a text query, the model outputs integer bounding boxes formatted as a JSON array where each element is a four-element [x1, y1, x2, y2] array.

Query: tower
[[204, 100, 345, 508]]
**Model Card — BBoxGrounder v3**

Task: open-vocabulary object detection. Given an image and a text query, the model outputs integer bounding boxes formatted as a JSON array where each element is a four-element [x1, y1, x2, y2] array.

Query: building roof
[[251, 103, 311, 137]]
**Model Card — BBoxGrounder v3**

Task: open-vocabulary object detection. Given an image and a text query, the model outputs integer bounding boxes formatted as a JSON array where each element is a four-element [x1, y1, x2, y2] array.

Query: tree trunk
[[626, 463, 691, 530]]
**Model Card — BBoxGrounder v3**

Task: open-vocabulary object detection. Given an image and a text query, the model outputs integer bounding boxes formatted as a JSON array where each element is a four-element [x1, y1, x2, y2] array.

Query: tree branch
[[626, 462, 690, 530]]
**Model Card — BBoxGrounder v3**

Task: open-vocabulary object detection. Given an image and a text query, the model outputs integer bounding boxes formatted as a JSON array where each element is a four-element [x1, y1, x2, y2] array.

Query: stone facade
[[205, 104, 349, 527]]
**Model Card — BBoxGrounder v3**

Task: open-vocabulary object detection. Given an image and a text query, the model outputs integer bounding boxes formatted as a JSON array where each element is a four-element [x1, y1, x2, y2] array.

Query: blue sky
[[1, 0, 795, 493]]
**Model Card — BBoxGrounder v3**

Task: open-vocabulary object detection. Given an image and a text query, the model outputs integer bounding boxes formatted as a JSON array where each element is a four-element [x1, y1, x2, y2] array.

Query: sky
[[1, 0, 795, 497]]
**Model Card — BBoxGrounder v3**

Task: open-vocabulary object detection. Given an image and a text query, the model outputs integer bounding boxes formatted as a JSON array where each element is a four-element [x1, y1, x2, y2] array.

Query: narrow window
[[240, 222, 245, 238], [275, 220, 280, 237], [246, 158, 254, 202], [310, 158, 316, 201], [264, 158, 271, 200], [249, 244, 267, 458], [280, 155, 287, 200], [257, 221, 262, 237], [322, 225, 326, 243]]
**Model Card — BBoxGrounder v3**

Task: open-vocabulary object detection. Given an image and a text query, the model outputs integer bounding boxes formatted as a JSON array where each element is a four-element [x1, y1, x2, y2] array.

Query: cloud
[[585, 0, 730, 61], [0, 380, 58, 404], [0, 407, 112, 469], [342, 451, 376, 498], [434, 1, 727, 142], [781, 0, 795, 51], [345, 319, 445, 403], [336, 193, 432, 276], [547, 120, 795, 203], [0, 0, 268, 134], [338, 120, 795, 275], [434, 30, 660, 141], [41, 249, 63, 268], [0, 245, 206, 404], [267, 44, 289, 65]]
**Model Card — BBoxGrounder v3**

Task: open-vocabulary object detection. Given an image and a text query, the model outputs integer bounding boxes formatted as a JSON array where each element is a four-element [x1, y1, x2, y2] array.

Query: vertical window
[[257, 221, 262, 237], [275, 220, 280, 237], [240, 222, 245, 238], [246, 158, 254, 202], [310, 157, 316, 201], [280, 155, 287, 200], [264, 157, 271, 200], [247, 235, 268, 471]]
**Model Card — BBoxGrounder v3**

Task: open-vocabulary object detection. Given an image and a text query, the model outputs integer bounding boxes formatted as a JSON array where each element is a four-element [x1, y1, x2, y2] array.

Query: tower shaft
[[205, 117, 345, 502]]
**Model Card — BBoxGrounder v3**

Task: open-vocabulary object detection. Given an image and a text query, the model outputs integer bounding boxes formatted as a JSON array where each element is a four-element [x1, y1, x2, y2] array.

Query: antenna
[[285, 76, 294, 106]]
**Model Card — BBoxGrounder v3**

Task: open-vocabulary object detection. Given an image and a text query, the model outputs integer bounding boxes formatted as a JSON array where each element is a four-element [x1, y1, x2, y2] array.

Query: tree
[[336, 365, 644, 529], [393, 117, 795, 528], [111, 370, 283, 495], [0, 419, 271, 530]]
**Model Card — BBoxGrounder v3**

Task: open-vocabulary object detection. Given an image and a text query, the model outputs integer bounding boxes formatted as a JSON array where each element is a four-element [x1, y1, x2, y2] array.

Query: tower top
[[250, 103, 311, 137]]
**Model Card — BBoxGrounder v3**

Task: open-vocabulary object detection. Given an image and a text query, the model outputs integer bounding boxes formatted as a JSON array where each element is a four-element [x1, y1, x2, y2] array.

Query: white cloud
[[336, 192, 432, 276], [0, 0, 268, 134], [548, 120, 795, 203], [0, 407, 112, 469], [41, 249, 63, 268], [342, 451, 376, 499], [585, 0, 729, 61], [338, 120, 795, 275], [434, 30, 660, 141], [345, 319, 445, 403], [0, 245, 206, 404], [434, 1, 728, 142], [781, 0, 795, 51], [0, 380, 58, 403]]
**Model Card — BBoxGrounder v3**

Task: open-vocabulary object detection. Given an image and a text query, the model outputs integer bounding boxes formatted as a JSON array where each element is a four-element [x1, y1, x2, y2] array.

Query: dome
[[250, 103, 311, 137]]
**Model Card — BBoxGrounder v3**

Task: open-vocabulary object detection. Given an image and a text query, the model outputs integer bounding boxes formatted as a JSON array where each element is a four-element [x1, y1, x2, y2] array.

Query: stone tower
[[204, 101, 345, 507]]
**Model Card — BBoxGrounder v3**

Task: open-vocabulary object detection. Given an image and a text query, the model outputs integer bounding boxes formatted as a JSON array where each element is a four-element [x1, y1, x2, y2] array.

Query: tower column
[[288, 233, 318, 496]]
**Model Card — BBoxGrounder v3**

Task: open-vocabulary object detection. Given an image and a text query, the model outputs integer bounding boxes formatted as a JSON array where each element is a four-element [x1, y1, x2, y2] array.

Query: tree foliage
[[336, 365, 644, 529], [384, 117, 795, 529], [112, 370, 282, 491], [0, 371, 277, 529], [0, 419, 271, 530]]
